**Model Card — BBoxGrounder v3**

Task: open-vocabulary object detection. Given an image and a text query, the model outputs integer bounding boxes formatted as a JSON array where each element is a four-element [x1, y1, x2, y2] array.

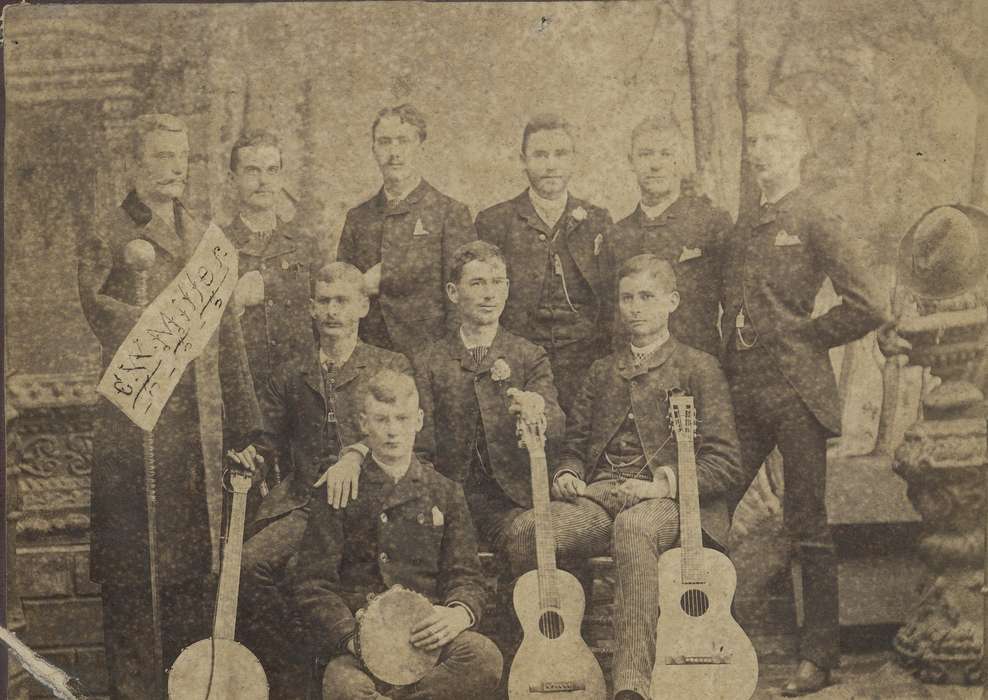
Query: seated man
[[506, 254, 746, 700], [291, 370, 503, 700], [239, 262, 412, 692], [321, 240, 565, 563]]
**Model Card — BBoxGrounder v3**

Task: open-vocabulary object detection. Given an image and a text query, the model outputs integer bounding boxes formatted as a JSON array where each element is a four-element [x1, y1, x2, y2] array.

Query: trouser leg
[[322, 654, 387, 700], [239, 508, 311, 670], [395, 631, 503, 700], [610, 498, 680, 699], [775, 399, 839, 670]]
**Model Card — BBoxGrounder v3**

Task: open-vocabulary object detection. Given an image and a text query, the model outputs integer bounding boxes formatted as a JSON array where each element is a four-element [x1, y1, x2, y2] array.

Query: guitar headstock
[[516, 414, 548, 453], [668, 391, 696, 442]]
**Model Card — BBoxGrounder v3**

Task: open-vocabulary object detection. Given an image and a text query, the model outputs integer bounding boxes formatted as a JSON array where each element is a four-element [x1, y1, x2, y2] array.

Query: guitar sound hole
[[680, 589, 710, 617], [538, 610, 565, 639]]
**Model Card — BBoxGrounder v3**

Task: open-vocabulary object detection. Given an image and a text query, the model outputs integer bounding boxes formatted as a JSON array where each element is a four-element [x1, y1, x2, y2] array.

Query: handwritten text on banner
[[97, 223, 238, 431]]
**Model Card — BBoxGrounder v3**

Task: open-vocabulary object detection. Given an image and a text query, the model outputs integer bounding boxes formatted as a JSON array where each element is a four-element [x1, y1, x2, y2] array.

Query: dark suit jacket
[[291, 455, 488, 657], [720, 186, 888, 435], [336, 180, 476, 355], [555, 338, 744, 544], [228, 215, 322, 389], [612, 194, 731, 357], [77, 191, 260, 586], [254, 341, 413, 522], [412, 327, 566, 509], [475, 190, 616, 348]]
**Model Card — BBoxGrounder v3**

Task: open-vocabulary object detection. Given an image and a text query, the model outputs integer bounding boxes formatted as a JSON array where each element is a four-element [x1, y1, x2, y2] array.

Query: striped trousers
[[503, 480, 680, 699]]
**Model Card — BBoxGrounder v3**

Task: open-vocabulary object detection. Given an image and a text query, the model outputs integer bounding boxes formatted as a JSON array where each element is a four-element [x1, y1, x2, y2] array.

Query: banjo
[[167, 469, 268, 699]]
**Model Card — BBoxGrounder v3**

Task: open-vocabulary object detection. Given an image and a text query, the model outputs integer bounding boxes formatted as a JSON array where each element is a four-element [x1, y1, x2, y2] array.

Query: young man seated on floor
[[504, 254, 747, 700], [291, 370, 503, 700]]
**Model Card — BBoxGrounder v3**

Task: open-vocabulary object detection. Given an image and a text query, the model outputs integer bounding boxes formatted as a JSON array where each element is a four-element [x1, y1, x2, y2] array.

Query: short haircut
[[131, 113, 187, 161], [521, 113, 575, 154], [363, 369, 420, 411], [229, 130, 283, 172], [630, 115, 688, 152], [372, 104, 427, 142], [747, 99, 809, 144], [312, 262, 367, 297], [618, 254, 678, 293], [449, 240, 508, 284]]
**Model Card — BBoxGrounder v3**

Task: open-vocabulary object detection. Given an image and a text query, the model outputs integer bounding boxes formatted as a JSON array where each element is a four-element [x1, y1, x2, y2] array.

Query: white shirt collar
[[459, 325, 498, 350], [384, 176, 422, 204], [528, 188, 568, 229], [759, 174, 800, 206], [640, 197, 675, 221], [240, 211, 277, 235], [372, 454, 411, 483], [319, 338, 357, 368], [630, 329, 670, 361], [147, 199, 176, 229]]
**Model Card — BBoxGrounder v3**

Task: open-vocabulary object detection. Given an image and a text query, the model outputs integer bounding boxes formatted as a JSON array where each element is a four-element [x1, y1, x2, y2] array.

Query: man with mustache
[[475, 114, 615, 412], [228, 130, 321, 398], [77, 113, 261, 698], [336, 104, 476, 356], [721, 101, 886, 695], [237, 262, 413, 698], [611, 117, 732, 357]]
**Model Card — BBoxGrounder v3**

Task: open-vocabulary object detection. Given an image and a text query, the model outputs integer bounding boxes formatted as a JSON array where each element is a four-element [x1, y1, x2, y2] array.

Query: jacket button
[[628, 412, 635, 420], [380, 512, 388, 524], [269, 339, 277, 346], [539, 234, 547, 242], [378, 552, 389, 564]]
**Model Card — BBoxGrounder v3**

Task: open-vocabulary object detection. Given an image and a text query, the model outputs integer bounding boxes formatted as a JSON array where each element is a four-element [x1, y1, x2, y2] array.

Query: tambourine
[[354, 585, 440, 686]]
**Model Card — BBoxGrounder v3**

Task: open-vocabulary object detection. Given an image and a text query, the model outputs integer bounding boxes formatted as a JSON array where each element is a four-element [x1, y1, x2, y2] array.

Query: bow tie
[[466, 345, 490, 366]]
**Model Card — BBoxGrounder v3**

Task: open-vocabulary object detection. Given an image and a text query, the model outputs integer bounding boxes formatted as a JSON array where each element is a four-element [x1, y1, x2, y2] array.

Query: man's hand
[[409, 605, 471, 651], [877, 321, 912, 362], [506, 388, 546, 426], [227, 445, 266, 487], [313, 450, 363, 509], [552, 473, 587, 501], [364, 263, 382, 297], [234, 270, 265, 308], [615, 477, 668, 508]]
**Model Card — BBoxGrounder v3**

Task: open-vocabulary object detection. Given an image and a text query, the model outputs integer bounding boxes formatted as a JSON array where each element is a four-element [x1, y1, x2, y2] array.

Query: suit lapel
[[122, 192, 185, 259], [514, 192, 553, 237], [380, 455, 429, 511], [301, 351, 326, 400], [334, 342, 369, 389], [561, 198, 600, 289]]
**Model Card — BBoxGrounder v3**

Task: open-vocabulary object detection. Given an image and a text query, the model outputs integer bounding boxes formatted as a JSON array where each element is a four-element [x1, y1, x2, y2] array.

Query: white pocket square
[[678, 246, 703, 262], [774, 230, 802, 246], [413, 219, 430, 236], [431, 506, 444, 526]]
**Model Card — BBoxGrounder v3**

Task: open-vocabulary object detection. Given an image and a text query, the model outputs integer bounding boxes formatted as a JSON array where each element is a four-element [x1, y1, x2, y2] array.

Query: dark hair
[[449, 240, 508, 284], [312, 262, 367, 297], [521, 113, 575, 154], [372, 104, 427, 143], [630, 115, 687, 152], [618, 254, 678, 293], [363, 369, 419, 410], [131, 113, 187, 161], [229, 130, 283, 172], [746, 99, 808, 144]]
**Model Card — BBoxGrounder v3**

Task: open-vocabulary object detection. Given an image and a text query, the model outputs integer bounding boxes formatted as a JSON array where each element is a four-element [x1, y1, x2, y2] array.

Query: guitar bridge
[[665, 653, 733, 666], [528, 681, 587, 693]]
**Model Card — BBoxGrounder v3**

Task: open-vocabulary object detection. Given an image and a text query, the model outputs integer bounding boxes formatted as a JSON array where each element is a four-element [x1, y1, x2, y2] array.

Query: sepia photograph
[[2, 1, 987, 698]]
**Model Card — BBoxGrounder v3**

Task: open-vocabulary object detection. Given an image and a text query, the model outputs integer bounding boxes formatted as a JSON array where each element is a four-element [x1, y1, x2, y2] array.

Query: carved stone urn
[[892, 291, 988, 684]]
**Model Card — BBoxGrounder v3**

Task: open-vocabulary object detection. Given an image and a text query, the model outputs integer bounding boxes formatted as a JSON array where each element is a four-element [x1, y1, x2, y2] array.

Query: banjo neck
[[214, 472, 252, 641]]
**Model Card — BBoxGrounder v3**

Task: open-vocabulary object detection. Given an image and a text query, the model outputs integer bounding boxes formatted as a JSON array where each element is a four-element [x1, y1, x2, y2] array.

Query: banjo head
[[357, 586, 440, 686], [168, 638, 268, 700]]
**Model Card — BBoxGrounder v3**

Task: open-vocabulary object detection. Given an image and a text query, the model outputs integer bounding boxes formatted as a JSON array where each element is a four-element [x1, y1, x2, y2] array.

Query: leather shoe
[[781, 659, 831, 696]]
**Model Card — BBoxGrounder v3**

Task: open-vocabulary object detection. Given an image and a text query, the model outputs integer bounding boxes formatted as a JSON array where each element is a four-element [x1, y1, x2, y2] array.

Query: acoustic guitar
[[507, 414, 607, 699], [168, 470, 269, 699], [649, 394, 758, 700]]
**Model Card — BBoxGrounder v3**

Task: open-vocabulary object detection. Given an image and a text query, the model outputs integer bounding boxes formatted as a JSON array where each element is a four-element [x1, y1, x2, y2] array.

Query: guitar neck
[[529, 445, 560, 605], [676, 436, 705, 584], [213, 489, 248, 640]]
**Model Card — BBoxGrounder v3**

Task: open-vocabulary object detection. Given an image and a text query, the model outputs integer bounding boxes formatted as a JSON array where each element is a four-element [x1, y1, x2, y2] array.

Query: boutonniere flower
[[571, 206, 588, 222], [491, 358, 512, 382]]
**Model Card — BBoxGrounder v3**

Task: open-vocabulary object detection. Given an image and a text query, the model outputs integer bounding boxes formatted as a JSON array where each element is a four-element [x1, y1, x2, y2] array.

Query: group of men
[[78, 100, 887, 700]]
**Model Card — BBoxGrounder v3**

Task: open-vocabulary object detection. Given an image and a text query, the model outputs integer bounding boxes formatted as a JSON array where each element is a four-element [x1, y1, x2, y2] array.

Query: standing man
[[238, 262, 412, 696], [612, 116, 732, 357], [336, 104, 476, 356], [721, 102, 887, 695], [292, 370, 503, 700], [77, 113, 261, 699], [475, 114, 615, 412], [227, 130, 322, 394], [506, 255, 745, 700]]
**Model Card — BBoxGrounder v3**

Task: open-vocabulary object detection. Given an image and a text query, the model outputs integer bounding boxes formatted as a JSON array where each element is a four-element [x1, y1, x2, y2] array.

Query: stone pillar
[[892, 291, 988, 684]]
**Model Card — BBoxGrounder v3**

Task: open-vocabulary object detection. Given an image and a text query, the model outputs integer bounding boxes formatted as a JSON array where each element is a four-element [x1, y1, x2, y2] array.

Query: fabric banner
[[97, 223, 238, 431]]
